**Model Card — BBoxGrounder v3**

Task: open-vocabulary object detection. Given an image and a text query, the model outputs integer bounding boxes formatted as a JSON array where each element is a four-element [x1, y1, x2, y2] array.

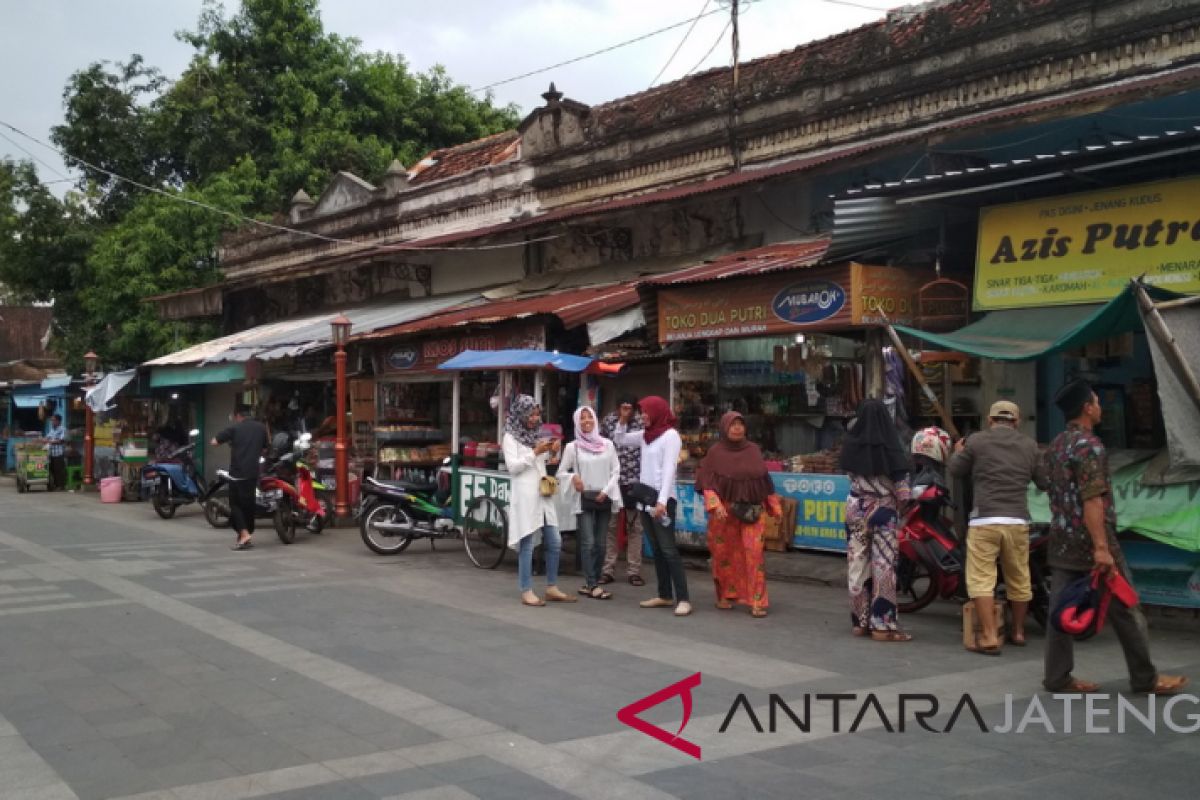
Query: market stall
[[651, 256, 924, 552]]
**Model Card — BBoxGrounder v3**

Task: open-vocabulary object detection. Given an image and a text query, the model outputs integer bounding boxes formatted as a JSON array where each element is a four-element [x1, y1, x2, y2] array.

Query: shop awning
[[86, 369, 138, 413], [12, 394, 49, 408], [355, 284, 639, 341], [150, 363, 245, 388], [892, 284, 1182, 361], [640, 239, 830, 286], [437, 349, 623, 375], [40, 375, 72, 390], [144, 293, 475, 367]]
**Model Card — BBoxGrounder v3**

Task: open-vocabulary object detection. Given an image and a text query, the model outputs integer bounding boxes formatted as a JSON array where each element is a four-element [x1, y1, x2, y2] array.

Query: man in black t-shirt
[[211, 404, 269, 550]]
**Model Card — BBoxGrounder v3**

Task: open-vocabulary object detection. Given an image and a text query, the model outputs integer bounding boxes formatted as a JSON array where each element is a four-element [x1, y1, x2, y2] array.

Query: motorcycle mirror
[[259, 456, 266, 464], [189, 429, 200, 438], [297, 433, 312, 446]]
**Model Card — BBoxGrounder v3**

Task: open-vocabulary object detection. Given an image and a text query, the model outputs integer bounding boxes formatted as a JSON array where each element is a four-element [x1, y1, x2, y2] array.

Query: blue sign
[[772, 280, 846, 325], [771, 472, 850, 552], [386, 346, 420, 370]]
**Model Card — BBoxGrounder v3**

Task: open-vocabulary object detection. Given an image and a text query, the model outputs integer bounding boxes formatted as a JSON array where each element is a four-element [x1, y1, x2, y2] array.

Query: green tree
[[14, 0, 520, 366]]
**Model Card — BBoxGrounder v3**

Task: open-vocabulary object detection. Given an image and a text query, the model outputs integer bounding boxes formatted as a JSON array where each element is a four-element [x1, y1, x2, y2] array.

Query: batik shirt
[[1042, 423, 1122, 571], [600, 411, 642, 487]]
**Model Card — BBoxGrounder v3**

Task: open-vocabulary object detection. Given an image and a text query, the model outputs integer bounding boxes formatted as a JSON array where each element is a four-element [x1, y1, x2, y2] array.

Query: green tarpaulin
[[894, 283, 1181, 361], [1029, 459, 1200, 552]]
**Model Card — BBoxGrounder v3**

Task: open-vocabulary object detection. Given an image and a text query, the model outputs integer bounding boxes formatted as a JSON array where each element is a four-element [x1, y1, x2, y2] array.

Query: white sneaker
[[674, 601, 693, 617], [640, 597, 674, 609]]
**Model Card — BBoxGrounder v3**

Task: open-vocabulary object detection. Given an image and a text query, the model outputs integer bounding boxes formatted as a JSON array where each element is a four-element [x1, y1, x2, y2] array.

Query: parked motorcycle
[[358, 466, 455, 555], [895, 469, 1050, 628], [141, 430, 209, 519], [272, 434, 334, 544], [201, 457, 283, 529]]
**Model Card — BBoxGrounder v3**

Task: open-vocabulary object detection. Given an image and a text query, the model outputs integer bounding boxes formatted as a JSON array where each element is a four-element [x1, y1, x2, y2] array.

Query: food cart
[[14, 441, 50, 492], [434, 349, 623, 568]]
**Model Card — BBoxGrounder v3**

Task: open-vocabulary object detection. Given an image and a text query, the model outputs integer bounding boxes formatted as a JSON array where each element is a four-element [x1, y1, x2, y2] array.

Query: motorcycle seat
[[366, 476, 437, 495]]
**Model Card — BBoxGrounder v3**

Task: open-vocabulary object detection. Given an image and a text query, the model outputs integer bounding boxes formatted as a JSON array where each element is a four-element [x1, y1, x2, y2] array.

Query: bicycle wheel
[[360, 503, 415, 555], [896, 553, 938, 613], [462, 496, 507, 569]]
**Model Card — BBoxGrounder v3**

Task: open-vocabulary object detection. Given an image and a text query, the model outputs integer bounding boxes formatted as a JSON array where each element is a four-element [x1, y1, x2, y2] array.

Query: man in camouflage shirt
[[1041, 379, 1186, 695], [598, 395, 644, 585]]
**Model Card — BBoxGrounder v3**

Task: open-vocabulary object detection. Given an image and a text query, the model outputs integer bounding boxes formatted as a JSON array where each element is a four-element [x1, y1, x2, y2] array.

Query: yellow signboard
[[975, 176, 1200, 309]]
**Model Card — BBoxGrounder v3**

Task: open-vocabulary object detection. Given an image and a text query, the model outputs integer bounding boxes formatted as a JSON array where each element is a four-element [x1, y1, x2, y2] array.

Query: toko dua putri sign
[[975, 176, 1200, 310]]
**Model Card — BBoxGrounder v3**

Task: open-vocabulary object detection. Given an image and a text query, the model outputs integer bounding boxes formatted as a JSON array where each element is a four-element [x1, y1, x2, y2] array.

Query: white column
[[451, 374, 461, 454]]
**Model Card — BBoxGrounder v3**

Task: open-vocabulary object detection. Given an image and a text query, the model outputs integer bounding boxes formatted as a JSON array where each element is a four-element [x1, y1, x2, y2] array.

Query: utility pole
[[728, 0, 743, 170]]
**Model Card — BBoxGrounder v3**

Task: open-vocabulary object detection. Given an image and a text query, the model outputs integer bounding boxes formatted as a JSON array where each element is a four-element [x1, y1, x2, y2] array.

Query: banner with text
[[975, 176, 1200, 310], [656, 263, 920, 343]]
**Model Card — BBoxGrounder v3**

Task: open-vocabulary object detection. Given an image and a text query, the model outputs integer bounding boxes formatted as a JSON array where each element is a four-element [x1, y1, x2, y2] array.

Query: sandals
[[522, 596, 546, 607], [870, 630, 914, 643], [231, 540, 254, 551], [750, 608, 768, 619], [968, 635, 1002, 656], [597, 574, 615, 585], [579, 585, 594, 597], [628, 575, 645, 587], [851, 627, 867, 637], [1057, 678, 1100, 693], [715, 600, 734, 610], [1145, 674, 1189, 695], [544, 587, 578, 603], [1007, 633, 1027, 647], [589, 586, 613, 600]]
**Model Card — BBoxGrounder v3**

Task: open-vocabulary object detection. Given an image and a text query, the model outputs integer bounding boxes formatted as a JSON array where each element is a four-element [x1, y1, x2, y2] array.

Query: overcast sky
[[0, 0, 914, 189]]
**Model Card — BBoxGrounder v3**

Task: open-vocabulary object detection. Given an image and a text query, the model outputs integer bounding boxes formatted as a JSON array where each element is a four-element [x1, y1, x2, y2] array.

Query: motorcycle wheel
[[360, 504, 414, 555], [896, 553, 938, 613], [152, 485, 177, 519], [203, 492, 230, 529], [274, 497, 297, 545], [462, 496, 508, 569]]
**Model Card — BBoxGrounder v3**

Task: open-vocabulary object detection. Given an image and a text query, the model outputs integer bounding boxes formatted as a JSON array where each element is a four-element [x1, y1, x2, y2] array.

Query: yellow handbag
[[539, 475, 559, 497]]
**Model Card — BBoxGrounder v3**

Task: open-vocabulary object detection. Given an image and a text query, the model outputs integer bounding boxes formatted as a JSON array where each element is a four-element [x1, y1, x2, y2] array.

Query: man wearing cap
[[1040, 379, 1187, 694], [949, 400, 1048, 654]]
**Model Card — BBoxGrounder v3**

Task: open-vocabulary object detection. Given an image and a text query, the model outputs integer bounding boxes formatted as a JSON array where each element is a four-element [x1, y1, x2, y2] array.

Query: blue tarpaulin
[[437, 349, 622, 375]]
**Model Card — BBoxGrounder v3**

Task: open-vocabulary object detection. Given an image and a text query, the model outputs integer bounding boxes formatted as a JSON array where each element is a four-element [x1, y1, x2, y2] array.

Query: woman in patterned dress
[[696, 411, 781, 618], [839, 399, 913, 642]]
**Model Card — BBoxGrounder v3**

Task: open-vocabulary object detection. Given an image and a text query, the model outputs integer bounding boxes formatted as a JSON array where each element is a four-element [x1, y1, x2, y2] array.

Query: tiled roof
[[407, 131, 521, 186], [0, 306, 52, 361], [587, 0, 1004, 135], [641, 239, 832, 286], [355, 283, 640, 341]]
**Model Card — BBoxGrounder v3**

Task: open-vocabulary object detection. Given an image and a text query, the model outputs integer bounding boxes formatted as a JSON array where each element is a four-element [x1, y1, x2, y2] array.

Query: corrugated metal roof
[[641, 239, 831, 286], [145, 293, 476, 367], [355, 284, 640, 341]]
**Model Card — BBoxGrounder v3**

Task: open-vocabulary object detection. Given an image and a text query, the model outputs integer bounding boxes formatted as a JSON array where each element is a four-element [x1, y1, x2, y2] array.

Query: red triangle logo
[[616, 672, 702, 760]]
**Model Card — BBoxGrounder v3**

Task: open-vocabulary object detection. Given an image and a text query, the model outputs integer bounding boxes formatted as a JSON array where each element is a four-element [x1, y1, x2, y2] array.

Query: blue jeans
[[576, 509, 611, 587], [518, 525, 561, 592]]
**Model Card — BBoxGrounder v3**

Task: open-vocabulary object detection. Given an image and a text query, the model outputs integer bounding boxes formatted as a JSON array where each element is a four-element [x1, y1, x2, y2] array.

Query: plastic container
[[99, 476, 124, 503]]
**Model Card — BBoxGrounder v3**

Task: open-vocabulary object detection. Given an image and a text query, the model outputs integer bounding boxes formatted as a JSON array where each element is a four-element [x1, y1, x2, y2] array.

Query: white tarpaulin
[[586, 306, 645, 346], [85, 369, 137, 413], [1140, 300, 1200, 469]]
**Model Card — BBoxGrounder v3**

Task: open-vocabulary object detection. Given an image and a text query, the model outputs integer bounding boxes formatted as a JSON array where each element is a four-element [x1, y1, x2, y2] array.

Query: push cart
[[15, 442, 50, 493], [437, 349, 622, 568]]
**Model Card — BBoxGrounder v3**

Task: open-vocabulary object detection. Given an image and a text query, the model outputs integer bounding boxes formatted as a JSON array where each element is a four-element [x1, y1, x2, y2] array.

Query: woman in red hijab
[[695, 411, 781, 618]]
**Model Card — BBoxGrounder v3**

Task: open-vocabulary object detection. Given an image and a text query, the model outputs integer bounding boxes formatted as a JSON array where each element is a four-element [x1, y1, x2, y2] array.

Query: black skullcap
[[1054, 379, 1093, 417]]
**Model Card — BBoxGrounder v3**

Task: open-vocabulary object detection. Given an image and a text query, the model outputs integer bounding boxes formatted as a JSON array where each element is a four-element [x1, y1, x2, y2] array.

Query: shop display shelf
[[375, 432, 446, 443]]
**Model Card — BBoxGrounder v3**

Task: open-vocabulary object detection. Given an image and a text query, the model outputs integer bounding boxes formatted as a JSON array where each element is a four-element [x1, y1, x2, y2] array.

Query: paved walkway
[[0, 485, 1196, 799]]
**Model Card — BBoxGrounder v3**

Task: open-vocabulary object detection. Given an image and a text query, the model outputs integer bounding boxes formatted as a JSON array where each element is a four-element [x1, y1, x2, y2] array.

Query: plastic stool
[[65, 465, 83, 491]]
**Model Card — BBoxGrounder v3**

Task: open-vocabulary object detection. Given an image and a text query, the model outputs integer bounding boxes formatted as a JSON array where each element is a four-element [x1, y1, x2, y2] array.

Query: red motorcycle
[[895, 470, 1050, 629], [272, 434, 332, 544]]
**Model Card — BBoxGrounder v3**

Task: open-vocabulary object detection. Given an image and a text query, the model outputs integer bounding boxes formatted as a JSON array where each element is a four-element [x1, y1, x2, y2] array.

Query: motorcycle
[[895, 469, 1050, 629], [201, 456, 284, 529], [141, 430, 209, 519], [358, 465, 455, 556], [272, 434, 334, 544]]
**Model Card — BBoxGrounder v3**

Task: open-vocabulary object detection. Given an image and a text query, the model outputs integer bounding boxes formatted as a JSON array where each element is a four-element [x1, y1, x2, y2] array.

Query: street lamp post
[[83, 350, 99, 488], [331, 315, 352, 519]]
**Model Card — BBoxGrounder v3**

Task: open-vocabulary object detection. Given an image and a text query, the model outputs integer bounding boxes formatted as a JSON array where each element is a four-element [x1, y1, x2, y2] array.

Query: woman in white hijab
[[558, 405, 621, 599], [502, 395, 576, 607]]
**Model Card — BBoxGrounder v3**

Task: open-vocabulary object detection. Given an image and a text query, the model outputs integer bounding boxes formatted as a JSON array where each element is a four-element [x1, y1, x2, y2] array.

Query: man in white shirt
[[45, 414, 68, 491]]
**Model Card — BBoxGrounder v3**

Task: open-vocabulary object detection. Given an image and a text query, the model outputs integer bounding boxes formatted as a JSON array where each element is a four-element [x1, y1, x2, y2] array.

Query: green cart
[[15, 442, 50, 493]]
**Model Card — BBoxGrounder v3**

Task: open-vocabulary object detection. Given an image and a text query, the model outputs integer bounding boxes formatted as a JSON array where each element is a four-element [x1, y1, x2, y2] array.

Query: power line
[[649, 0, 712, 88], [0, 118, 561, 254], [0, 129, 73, 182], [685, 18, 733, 77]]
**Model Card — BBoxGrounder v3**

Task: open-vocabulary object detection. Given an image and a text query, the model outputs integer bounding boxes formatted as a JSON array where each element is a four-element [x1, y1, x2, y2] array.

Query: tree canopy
[[0, 0, 519, 370]]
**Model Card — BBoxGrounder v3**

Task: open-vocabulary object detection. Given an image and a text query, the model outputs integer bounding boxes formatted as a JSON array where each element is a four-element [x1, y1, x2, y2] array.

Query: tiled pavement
[[0, 484, 1197, 799]]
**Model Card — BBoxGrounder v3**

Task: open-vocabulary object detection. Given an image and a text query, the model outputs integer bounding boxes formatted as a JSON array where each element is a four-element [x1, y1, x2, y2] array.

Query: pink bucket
[[99, 476, 124, 503]]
